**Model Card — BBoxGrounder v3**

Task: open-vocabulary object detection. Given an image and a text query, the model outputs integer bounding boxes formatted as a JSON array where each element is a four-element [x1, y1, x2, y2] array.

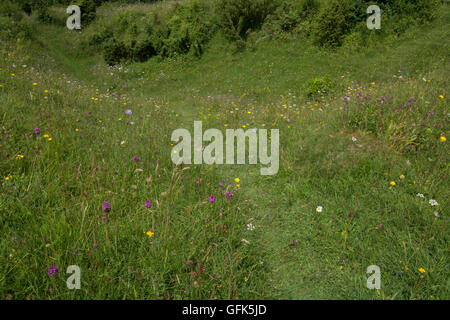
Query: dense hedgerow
[[5, 0, 440, 63]]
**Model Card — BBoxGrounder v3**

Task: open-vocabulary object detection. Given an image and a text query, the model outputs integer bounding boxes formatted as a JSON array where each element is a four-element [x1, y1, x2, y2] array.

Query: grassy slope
[[0, 4, 448, 299]]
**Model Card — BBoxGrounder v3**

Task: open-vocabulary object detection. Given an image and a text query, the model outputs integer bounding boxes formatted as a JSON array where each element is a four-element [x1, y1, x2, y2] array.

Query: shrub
[[313, 0, 355, 47], [162, 0, 215, 57], [216, 0, 278, 40], [306, 75, 334, 99], [103, 38, 129, 65]]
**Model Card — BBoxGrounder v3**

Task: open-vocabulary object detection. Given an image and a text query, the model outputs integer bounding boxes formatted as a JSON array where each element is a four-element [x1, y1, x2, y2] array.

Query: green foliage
[[313, 0, 356, 47], [78, 0, 99, 25], [216, 0, 278, 40], [306, 75, 334, 98], [162, 1, 215, 57]]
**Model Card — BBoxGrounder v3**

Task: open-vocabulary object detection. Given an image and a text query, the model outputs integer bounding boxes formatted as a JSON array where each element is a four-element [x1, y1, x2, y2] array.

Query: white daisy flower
[[316, 206, 323, 213], [429, 199, 438, 206]]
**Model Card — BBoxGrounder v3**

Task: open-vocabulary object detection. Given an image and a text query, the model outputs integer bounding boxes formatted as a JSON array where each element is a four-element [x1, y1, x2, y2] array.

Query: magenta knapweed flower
[[226, 192, 232, 199], [219, 182, 224, 187], [34, 128, 40, 134], [209, 195, 215, 203], [145, 200, 151, 208], [101, 215, 107, 221], [133, 156, 140, 162], [188, 260, 194, 265], [47, 266, 58, 276], [102, 201, 111, 212], [93, 243, 98, 248]]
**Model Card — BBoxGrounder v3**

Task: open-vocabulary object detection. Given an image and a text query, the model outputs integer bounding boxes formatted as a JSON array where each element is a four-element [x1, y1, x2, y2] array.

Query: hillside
[[0, 0, 448, 299]]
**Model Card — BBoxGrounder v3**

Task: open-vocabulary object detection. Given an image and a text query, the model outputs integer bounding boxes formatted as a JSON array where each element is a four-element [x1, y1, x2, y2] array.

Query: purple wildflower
[[93, 243, 98, 248], [102, 201, 111, 212], [101, 215, 107, 221], [34, 128, 40, 134], [208, 195, 215, 203], [219, 182, 224, 187], [145, 200, 151, 208], [133, 156, 140, 162], [125, 109, 132, 115], [226, 192, 233, 199], [47, 266, 58, 276]]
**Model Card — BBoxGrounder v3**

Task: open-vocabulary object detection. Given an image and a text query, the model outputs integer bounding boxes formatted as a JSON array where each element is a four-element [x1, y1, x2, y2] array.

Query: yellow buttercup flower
[[390, 181, 396, 186], [234, 178, 240, 183], [418, 268, 426, 274], [16, 154, 24, 159], [146, 231, 154, 238], [440, 136, 446, 142], [399, 174, 405, 179]]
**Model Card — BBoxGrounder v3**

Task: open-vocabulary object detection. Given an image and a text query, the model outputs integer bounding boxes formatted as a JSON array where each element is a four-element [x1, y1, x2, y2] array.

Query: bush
[[103, 38, 129, 65], [313, 0, 355, 47], [306, 75, 334, 99], [77, 0, 99, 25], [216, 0, 278, 40], [162, 0, 215, 57]]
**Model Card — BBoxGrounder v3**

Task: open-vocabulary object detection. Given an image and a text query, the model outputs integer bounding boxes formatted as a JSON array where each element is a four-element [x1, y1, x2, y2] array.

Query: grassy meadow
[[0, 0, 448, 299]]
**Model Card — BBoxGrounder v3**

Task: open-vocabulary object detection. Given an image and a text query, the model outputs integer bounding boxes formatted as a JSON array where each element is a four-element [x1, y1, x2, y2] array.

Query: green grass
[[0, 3, 448, 299]]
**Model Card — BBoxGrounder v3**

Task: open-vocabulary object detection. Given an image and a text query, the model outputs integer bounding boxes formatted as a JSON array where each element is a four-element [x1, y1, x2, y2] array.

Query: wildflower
[[101, 216, 107, 221], [416, 193, 425, 198], [247, 223, 255, 231], [234, 178, 240, 183], [316, 206, 323, 213], [399, 174, 405, 179], [226, 192, 232, 199], [433, 211, 439, 218], [92, 243, 98, 248], [440, 136, 446, 142], [418, 268, 426, 274], [133, 156, 140, 162], [208, 195, 216, 203], [125, 109, 132, 115], [48, 138, 52, 141], [47, 266, 58, 276], [439, 95, 444, 99], [15, 154, 24, 160], [34, 128, 40, 134], [102, 201, 111, 212], [33, 82, 37, 86], [390, 181, 396, 186], [429, 199, 438, 206], [236, 184, 240, 188], [351, 136, 357, 142], [4, 175, 12, 181], [144, 200, 151, 208], [219, 182, 224, 187], [146, 231, 154, 238]]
